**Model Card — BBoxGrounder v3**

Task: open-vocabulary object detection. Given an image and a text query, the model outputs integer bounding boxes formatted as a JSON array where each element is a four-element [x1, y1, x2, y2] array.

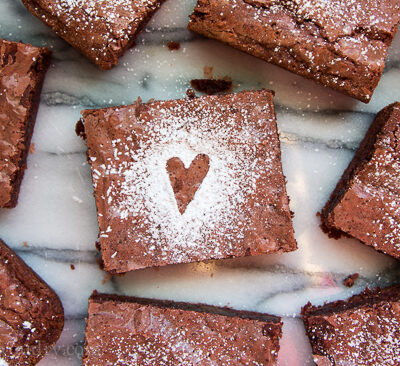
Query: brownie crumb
[[186, 88, 196, 98], [23, 241, 28, 247], [70, 264, 75, 270], [190, 79, 232, 95], [203, 66, 213, 78], [320, 222, 344, 239], [75, 119, 86, 139], [343, 273, 359, 287], [29, 142, 36, 154], [102, 272, 112, 285], [167, 41, 180, 51]]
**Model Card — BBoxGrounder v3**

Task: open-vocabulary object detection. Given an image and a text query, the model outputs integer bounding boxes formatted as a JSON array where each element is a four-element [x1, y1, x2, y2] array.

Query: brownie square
[[80, 89, 297, 273], [188, 0, 400, 103], [302, 285, 400, 365], [83, 291, 282, 365], [0, 239, 64, 365], [321, 103, 400, 260], [0, 39, 51, 208], [21, 0, 166, 70]]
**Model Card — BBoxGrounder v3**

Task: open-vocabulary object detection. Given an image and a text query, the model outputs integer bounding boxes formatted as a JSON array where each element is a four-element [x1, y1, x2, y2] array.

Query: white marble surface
[[0, 1, 400, 365]]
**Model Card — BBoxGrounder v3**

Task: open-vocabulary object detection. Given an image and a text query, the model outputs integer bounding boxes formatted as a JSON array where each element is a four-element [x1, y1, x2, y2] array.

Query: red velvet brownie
[[83, 291, 282, 365], [302, 285, 400, 365], [0, 239, 64, 365], [321, 103, 400, 260], [21, 0, 166, 70], [79, 89, 297, 273], [188, 0, 400, 103], [0, 39, 51, 208]]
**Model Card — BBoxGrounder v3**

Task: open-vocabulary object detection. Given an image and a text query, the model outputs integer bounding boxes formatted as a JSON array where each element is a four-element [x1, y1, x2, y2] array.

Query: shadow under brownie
[[79, 89, 297, 273], [188, 0, 400, 103]]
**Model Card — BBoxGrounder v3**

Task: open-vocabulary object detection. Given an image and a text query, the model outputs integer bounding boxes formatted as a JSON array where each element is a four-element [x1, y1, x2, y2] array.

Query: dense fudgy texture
[[188, 0, 400, 103], [80, 89, 297, 273], [302, 285, 400, 365], [321, 103, 400, 259], [0, 39, 51, 208], [0, 239, 64, 365], [21, 0, 166, 70], [83, 291, 282, 365]]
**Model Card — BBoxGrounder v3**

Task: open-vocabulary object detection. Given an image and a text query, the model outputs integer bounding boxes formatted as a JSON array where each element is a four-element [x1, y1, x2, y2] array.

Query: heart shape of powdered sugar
[[166, 154, 210, 214]]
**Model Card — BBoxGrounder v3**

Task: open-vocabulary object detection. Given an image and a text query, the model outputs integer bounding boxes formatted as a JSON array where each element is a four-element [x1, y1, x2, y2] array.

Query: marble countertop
[[1, 1, 400, 365]]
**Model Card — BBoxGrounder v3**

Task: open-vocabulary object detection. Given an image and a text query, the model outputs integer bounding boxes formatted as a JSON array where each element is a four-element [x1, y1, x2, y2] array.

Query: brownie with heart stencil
[[78, 90, 297, 273]]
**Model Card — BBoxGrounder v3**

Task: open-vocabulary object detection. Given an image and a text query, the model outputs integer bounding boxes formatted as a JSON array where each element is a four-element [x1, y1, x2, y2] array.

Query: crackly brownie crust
[[83, 291, 282, 365], [188, 0, 400, 103], [321, 102, 400, 259], [21, 0, 166, 70], [302, 285, 400, 365], [0, 39, 51, 208], [79, 89, 297, 273], [0, 239, 64, 365]]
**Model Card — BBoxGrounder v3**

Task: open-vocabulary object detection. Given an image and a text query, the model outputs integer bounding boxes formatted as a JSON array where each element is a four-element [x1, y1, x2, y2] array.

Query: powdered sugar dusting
[[341, 104, 400, 256], [314, 299, 400, 365], [84, 91, 295, 272], [0, 359, 8, 366], [83, 299, 280, 365]]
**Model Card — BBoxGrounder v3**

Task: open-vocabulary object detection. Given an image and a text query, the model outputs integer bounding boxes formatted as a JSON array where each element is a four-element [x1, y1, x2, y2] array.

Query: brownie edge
[[301, 285, 400, 365], [83, 291, 282, 365], [21, 0, 166, 69], [0, 239, 64, 365], [321, 102, 400, 259], [0, 39, 51, 208]]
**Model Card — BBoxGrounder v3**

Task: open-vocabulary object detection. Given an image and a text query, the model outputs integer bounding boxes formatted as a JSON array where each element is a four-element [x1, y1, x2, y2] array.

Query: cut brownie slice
[[79, 89, 297, 273], [21, 0, 166, 70], [0, 239, 64, 365], [0, 39, 51, 208], [83, 291, 282, 365], [321, 103, 400, 259], [188, 0, 400, 103], [302, 285, 400, 365]]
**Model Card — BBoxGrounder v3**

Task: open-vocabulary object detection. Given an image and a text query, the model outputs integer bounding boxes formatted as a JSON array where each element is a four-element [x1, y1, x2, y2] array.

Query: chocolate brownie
[[302, 285, 400, 365], [83, 291, 282, 365], [321, 103, 400, 259], [79, 89, 297, 273], [0, 39, 51, 208], [190, 78, 233, 95], [0, 239, 64, 365], [188, 0, 400, 103], [21, 0, 166, 70]]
